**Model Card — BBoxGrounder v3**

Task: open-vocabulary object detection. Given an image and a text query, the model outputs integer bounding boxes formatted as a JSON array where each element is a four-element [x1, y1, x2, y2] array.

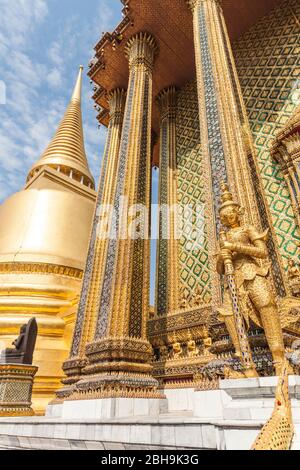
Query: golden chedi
[[0, 67, 96, 414]]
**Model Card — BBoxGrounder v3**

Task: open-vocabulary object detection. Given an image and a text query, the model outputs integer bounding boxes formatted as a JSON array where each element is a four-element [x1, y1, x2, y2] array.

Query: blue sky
[[0, 0, 123, 201], [0, 0, 158, 304]]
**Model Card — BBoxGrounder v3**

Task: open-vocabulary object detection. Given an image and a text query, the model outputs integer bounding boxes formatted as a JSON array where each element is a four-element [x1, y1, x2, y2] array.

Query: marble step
[[292, 422, 300, 450]]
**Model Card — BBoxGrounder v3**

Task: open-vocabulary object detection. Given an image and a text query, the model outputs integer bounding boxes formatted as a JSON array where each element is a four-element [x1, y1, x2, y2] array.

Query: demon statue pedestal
[[0, 319, 38, 417]]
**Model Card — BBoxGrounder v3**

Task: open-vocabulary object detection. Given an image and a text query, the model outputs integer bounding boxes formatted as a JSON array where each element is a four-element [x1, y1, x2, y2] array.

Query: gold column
[[156, 87, 180, 315], [58, 89, 126, 398], [72, 33, 160, 399], [187, 0, 288, 301]]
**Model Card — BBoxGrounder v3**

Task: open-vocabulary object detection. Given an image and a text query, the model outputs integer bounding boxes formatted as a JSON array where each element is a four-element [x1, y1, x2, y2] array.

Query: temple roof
[[88, 0, 282, 142], [28, 67, 95, 188]]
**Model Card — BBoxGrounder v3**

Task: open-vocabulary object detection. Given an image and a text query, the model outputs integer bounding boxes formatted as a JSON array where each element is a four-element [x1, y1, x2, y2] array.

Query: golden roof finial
[[27, 66, 95, 188]]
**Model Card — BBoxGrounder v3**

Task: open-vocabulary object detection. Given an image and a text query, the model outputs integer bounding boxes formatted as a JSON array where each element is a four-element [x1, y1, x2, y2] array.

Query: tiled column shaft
[[156, 87, 180, 316], [62, 89, 126, 382], [76, 33, 160, 398]]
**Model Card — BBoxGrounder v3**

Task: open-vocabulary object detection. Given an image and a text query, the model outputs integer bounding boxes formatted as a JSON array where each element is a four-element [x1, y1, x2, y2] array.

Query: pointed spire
[[71, 65, 83, 103], [27, 66, 95, 188]]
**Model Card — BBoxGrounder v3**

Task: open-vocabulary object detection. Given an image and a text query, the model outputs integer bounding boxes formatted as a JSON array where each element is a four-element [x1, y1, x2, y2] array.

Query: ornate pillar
[[187, 0, 288, 301], [156, 87, 180, 316], [75, 33, 160, 399], [59, 89, 126, 395]]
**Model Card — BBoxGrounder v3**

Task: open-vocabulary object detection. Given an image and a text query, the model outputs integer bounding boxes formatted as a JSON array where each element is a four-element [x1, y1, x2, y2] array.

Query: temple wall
[[174, 0, 300, 306], [234, 0, 300, 265], [176, 82, 210, 306]]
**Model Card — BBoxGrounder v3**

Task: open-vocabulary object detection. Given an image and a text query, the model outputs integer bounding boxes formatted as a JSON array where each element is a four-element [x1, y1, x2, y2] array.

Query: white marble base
[[163, 388, 194, 414], [218, 424, 263, 451], [46, 404, 63, 418], [292, 424, 300, 450], [1, 376, 300, 450], [0, 416, 221, 449], [220, 375, 300, 422], [47, 397, 168, 420], [193, 389, 232, 419]]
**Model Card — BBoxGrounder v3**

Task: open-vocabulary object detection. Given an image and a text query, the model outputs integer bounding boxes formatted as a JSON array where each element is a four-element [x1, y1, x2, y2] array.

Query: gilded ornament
[[217, 183, 285, 375], [252, 358, 294, 450], [172, 334, 183, 360], [287, 258, 300, 298], [186, 331, 199, 358]]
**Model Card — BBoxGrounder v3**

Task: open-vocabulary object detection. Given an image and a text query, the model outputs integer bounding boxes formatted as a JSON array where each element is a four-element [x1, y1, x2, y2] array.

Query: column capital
[[125, 32, 158, 72], [156, 86, 177, 122], [107, 88, 126, 125], [186, 0, 222, 13]]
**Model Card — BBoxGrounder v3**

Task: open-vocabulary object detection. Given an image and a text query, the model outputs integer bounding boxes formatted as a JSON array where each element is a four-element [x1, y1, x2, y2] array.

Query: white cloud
[[7, 51, 43, 87], [48, 41, 64, 67], [92, 0, 117, 37], [47, 68, 63, 89], [0, 0, 48, 48]]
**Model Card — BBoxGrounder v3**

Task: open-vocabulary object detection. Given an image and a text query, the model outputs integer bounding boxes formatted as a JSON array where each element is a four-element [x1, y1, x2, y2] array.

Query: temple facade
[[0, 0, 300, 450], [52, 0, 300, 402]]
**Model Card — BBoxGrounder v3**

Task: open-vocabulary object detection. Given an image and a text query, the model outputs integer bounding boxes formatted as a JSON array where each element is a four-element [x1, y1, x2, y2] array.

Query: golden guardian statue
[[217, 183, 285, 375]]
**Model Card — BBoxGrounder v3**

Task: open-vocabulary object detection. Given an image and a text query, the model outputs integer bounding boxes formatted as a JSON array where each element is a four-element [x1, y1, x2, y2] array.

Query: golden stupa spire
[[27, 66, 95, 188]]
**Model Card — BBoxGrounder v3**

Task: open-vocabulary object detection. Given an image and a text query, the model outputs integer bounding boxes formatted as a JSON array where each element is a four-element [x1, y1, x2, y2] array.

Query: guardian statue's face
[[220, 206, 240, 228]]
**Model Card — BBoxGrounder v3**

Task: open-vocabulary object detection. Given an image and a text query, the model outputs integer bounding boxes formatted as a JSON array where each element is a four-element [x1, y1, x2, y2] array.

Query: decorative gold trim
[[0, 364, 38, 418], [148, 306, 210, 337], [66, 387, 163, 401], [0, 262, 83, 279], [252, 359, 294, 450], [125, 32, 158, 72], [186, 0, 222, 13]]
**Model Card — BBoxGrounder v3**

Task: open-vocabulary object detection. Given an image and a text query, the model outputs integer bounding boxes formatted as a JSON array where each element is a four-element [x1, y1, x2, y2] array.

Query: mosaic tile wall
[[174, 0, 300, 304], [176, 82, 211, 305], [234, 0, 300, 265]]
